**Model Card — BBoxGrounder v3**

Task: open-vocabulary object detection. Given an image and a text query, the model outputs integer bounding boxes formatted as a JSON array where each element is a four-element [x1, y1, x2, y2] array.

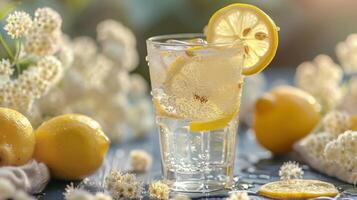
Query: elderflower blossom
[[65, 189, 94, 200], [24, 7, 62, 56], [33, 7, 62, 34], [129, 150, 152, 172], [63, 182, 76, 199], [324, 130, 357, 173], [97, 19, 138, 71], [279, 161, 304, 180], [64, 182, 112, 200], [295, 54, 343, 111], [149, 181, 170, 200], [336, 34, 357, 73], [297, 132, 335, 160], [94, 193, 112, 200], [105, 170, 142, 199], [227, 192, 250, 200], [323, 111, 351, 135], [0, 59, 13, 85], [129, 74, 148, 97], [0, 56, 62, 112], [4, 11, 32, 39], [0, 59, 13, 76], [72, 36, 98, 67], [25, 28, 61, 56]]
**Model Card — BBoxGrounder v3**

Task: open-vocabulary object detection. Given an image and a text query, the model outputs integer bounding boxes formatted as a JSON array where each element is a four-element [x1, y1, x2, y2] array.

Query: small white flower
[[4, 11, 33, 39], [324, 130, 357, 173], [129, 74, 148, 97], [97, 19, 138, 71], [298, 132, 335, 160], [227, 192, 250, 200], [149, 181, 170, 200], [279, 161, 304, 180], [129, 149, 152, 172], [295, 54, 343, 111], [65, 189, 94, 200], [0, 58, 13, 76], [34, 7, 62, 34], [63, 182, 76, 199], [323, 110, 351, 135], [25, 28, 61, 56], [336, 34, 357, 73], [94, 192, 112, 200], [105, 170, 142, 199]]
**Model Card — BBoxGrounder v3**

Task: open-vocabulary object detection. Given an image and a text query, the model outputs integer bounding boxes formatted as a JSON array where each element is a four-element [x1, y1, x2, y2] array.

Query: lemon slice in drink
[[158, 49, 243, 131], [206, 3, 279, 75], [258, 179, 339, 199]]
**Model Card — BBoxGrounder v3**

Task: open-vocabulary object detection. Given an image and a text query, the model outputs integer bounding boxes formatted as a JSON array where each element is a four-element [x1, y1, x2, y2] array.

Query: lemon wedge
[[206, 3, 279, 75], [154, 49, 243, 131], [258, 179, 338, 199]]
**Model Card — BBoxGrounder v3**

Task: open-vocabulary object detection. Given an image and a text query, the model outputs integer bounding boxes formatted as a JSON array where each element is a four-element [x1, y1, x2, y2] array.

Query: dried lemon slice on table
[[258, 179, 339, 199], [206, 3, 279, 75]]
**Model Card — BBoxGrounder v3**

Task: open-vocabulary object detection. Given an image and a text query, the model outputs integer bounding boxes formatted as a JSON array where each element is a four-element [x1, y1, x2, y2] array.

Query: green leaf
[[0, 2, 17, 20]]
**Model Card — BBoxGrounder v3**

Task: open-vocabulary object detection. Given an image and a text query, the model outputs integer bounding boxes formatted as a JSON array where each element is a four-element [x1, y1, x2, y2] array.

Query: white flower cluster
[[25, 7, 62, 56], [323, 110, 351, 135], [279, 161, 304, 180], [105, 170, 142, 199], [129, 150, 152, 172], [0, 8, 64, 118], [0, 178, 35, 200], [4, 11, 32, 39], [295, 54, 343, 111], [298, 132, 335, 160], [336, 34, 357, 73], [149, 181, 170, 200], [341, 78, 357, 114], [36, 19, 153, 141], [0, 56, 62, 113], [295, 111, 357, 184], [324, 130, 357, 173], [227, 192, 250, 200], [0, 59, 13, 85], [97, 19, 138, 71]]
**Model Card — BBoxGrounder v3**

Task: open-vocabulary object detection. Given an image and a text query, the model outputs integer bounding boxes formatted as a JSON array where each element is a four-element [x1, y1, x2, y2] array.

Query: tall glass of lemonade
[[146, 3, 278, 192]]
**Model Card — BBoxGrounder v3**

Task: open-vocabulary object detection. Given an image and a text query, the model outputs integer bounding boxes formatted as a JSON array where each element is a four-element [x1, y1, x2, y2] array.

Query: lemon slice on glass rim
[[206, 3, 279, 75], [258, 179, 339, 199]]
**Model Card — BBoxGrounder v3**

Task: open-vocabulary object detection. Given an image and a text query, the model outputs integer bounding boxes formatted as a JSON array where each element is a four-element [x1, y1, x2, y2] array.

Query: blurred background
[[6, 0, 357, 81]]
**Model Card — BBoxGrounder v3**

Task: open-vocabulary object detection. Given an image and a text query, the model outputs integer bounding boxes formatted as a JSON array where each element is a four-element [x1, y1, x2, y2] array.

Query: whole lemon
[[253, 86, 321, 155], [34, 114, 110, 180], [0, 107, 34, 166]]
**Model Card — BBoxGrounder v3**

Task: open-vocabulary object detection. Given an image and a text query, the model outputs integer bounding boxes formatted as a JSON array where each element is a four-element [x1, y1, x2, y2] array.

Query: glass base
[[170, 180, 225, 193]]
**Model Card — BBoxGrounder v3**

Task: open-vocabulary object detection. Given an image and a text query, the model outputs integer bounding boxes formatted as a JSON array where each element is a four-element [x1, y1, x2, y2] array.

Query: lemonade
[[146, 3, 279, 192]]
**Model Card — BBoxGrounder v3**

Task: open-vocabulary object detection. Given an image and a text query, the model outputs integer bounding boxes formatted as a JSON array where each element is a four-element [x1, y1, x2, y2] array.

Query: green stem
[[14, 41, 21, 74], [0, 33, 14, 60]]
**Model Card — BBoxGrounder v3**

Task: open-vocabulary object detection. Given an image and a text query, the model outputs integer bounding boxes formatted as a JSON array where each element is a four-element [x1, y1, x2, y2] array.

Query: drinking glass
[[146, 33, 244, 192]]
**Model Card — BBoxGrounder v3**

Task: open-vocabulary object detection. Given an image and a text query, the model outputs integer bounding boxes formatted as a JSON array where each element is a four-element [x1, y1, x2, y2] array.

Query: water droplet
[[248, 174, 258, 179], [258, 174, 270, 180], [339, 185, 357, 196]]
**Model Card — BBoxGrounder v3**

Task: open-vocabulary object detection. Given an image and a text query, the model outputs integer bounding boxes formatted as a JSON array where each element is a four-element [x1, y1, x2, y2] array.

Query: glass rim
[[147, 33, 241, 47]]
